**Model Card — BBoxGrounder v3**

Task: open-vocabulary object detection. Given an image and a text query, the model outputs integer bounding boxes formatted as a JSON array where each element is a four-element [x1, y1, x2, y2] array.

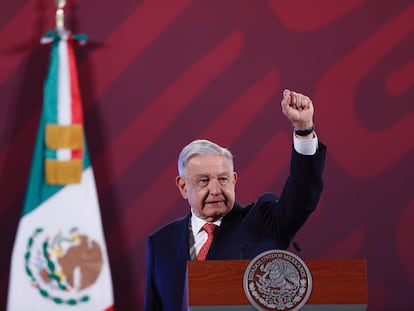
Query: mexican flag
[[6, 30, 114, 311]]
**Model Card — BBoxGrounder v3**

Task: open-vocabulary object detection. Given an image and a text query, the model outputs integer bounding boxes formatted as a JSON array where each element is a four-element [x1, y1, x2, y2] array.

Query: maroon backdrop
[[1, 0, 414, 310]]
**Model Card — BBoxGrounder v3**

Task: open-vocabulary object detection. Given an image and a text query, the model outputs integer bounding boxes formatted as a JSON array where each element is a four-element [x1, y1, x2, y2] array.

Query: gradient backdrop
[[1, 0, 414, 310]]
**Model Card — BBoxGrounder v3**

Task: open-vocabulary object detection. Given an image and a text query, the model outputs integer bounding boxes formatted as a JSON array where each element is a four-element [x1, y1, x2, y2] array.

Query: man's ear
[[233, 172, 238, 185], [176, 176, 188, 199]]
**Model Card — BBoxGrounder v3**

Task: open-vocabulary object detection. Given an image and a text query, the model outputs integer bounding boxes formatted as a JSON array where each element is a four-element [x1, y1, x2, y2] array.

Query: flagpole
[[55, 0, 66, 31], [7, 1, 114, 309]]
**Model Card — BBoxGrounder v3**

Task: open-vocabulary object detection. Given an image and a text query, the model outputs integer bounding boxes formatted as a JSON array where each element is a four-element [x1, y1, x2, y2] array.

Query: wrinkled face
[[176, 154, 237, 222]]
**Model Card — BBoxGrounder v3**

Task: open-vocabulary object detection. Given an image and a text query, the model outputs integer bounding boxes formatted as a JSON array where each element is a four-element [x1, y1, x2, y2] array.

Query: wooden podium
[[186, 259, 368, 311]]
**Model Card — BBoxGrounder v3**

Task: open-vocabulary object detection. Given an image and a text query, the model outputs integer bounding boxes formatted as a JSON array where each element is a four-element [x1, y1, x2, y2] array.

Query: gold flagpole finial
[[55, 0, 67, 31]]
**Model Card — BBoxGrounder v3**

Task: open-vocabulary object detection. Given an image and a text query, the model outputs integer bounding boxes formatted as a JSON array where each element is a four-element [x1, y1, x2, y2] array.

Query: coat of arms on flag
[[7, 4, 114, 310]]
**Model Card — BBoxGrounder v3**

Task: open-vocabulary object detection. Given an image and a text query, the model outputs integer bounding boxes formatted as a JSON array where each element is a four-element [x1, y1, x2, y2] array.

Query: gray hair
[[178, 139, 234, 176]]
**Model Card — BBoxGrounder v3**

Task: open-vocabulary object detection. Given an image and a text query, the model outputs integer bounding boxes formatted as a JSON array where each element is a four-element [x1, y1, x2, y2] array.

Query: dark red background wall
[[1, 1, 414, 310]]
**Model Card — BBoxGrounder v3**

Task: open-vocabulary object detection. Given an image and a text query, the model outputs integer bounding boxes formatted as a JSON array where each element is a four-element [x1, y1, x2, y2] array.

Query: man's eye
[[198, 179, 209, 186], [219, 177, 228, 185]]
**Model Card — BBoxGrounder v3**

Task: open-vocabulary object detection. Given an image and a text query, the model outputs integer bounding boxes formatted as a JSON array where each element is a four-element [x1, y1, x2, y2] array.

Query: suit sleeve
[[277, 141, 326, 247], [248, 142, 326, 249]]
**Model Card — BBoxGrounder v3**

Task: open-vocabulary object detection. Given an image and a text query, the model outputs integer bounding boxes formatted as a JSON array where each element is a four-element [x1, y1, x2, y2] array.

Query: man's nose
[[208, 179, 221, 195]]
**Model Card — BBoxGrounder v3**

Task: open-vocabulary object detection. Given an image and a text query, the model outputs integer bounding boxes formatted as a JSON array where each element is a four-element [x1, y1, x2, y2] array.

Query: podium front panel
[[187, 259, 367, 311]]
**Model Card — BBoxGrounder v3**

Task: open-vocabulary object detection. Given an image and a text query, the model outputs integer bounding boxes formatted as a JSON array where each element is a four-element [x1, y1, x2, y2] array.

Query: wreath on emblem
[[25, 227, 102, 305]]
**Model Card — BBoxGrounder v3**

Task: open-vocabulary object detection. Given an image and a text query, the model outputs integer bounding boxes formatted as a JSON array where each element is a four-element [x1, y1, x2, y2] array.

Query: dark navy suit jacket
[[145, 143, 326, 311]]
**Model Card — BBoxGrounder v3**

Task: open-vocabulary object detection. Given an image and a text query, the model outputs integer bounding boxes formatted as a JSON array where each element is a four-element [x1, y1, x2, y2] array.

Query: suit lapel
[[207, 204, 244, 259], [174, 214, 191, 262]]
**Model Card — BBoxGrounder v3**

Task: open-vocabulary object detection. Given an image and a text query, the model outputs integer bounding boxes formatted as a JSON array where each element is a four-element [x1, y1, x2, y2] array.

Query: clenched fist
[[281, 89, 314, 136]]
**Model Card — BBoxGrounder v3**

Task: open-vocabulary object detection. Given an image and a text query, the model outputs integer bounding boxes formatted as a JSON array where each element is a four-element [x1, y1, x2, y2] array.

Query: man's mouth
[[204, 200, 225, 205]]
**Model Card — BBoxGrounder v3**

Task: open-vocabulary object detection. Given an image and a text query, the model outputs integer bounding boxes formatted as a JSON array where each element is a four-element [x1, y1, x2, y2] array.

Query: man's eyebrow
[[193, 174, 209, 179], [218, 172, 231, 176]]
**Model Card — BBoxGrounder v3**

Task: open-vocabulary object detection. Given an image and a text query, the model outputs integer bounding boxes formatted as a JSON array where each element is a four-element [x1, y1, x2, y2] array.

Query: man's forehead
[[186, 155, 232, 172]]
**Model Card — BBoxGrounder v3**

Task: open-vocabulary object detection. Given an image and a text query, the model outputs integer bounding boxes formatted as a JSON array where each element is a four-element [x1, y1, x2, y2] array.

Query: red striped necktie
[[197, 223, 216, 260]]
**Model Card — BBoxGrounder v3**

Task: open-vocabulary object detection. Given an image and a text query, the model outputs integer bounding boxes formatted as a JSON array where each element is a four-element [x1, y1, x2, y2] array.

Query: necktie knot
[[203, 223, 216, 235], [197, 223, 216, 260]]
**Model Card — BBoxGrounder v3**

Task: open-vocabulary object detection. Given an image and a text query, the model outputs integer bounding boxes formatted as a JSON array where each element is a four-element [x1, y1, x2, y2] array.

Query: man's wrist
[[294, 124, 314, 137]]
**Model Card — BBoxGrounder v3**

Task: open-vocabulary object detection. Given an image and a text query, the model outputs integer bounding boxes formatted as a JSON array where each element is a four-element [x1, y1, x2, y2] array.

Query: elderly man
[[144, 89, 326, 311]]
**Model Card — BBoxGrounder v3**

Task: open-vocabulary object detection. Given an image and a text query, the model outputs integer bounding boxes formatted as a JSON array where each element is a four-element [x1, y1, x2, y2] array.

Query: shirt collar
[[190, 209, 222, 235]]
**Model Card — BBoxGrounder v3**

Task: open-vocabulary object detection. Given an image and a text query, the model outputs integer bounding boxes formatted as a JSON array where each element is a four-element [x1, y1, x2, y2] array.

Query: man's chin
[[202, 205, 230, 220]]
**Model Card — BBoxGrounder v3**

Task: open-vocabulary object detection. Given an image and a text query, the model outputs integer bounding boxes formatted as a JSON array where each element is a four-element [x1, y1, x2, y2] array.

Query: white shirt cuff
[[293, 132, 318, 155]]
